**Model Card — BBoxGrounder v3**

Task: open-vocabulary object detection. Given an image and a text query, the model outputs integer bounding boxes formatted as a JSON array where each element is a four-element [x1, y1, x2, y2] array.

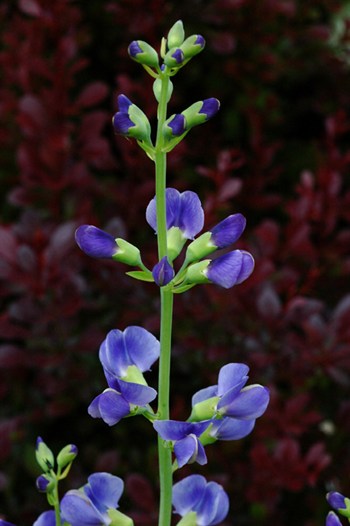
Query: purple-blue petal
[[195, 35, 205, 48], [210, 417, 255, 440], [195, 481, 229, 526], [177, 190, 204, 239], [199, 98, 220, 120], [32, 511, 56, 526], [85, 473, 123, 513], [36, 475, 50, 492], [146, 188, 204, 239], [207, 249, 254, 288], [61, 490, 108, 526], [117, 94, 132, 112], [0, 522, 16, 526], [128, 41, 142, 58], [326, 512, 343, 526], [99, 327, 160, 379], [217, 363, 249, 397], [236, 250, 255, 284], [168, 114, 186, 136], [327, 492, 347, 510], [222, 385, 270, 420], [75, 225, 117, 259], [113, 112, 135, 135], [210, 213, 246, 248], [195, 441, 208, 465], [192, 385, 218, 406], [173, 475, 207, 516], [153, 420, 210, 441], [172, 49, 184, 63], [152, 257, 175, 286], [118, 379, 157, 405], [88, 389, 130, 426], [174, 435, 198, 468]]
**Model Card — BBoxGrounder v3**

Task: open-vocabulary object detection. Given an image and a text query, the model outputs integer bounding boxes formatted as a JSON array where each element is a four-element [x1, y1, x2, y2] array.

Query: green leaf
[[126, 270, 154, 282]]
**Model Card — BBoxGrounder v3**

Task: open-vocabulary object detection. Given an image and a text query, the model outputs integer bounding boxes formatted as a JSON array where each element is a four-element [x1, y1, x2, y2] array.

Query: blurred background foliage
[[1, 1, 350, 525]]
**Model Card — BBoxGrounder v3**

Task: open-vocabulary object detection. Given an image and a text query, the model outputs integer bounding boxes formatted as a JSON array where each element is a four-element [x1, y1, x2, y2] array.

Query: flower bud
[[164, 114, 186, 137], [326, 511, 343, 526], [153, 77, 173, 103], [75, 225, 118, 258], [180, 34, 205, 59], [56, 444, 78, 470], [128, 40, 159, 68], [113, 94, 151, 143], [152, 257, 174, 286], [163, 47, 185, 68], [36, 474, 54, 493], [327, 492, 350, 518], [167, 20, 185, 48], [35, 437, 55, 472], [182, 99, 220, 129]]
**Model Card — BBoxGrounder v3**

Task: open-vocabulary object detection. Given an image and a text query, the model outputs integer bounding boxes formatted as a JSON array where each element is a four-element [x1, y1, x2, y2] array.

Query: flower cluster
[[76, 187, 254, 292]]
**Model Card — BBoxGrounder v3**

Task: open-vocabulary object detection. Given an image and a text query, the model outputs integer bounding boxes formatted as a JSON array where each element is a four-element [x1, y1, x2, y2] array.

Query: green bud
[[189, 396, 220, 422], [167, 20, 185, 48], [108, 508, 134, 526], [153, 77, 174, 103], [180, 34, 206, 60], [181, 101, 207, 128], [121, 365, 148, 386], [128, 40, 159, 69], [56, 444, 78, 471], [184, 260, 211, 285], [113, 239, 143, 267], [163, 47, 185, 68], [127, 105, 152, 143], [185, 232, 216, 264], [35, 437, 55, 472], [167, 226, 187, 262]]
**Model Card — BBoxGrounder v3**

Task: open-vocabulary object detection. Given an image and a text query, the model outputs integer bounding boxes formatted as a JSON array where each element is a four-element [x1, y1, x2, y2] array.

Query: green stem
[[155, 71, 174, 526]]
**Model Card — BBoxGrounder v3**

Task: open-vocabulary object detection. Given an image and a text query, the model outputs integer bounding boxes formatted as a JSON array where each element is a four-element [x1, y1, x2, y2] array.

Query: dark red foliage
[[1, 1, 350, 525]]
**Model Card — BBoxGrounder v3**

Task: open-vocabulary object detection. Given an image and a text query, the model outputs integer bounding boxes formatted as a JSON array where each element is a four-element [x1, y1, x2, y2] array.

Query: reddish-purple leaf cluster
[[1, 2, 350, 526]]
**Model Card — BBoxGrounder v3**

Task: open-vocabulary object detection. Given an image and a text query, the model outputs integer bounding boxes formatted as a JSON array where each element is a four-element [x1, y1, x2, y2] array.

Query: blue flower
[[75, 225, 118, 258], [185, 250, 254, 289], [153, 420, 210, 468], [146, 188, 204, 239], [88, 327, 160, 426], [0, 521, 17, 526], [326, 511, 343, 526], [172, 475, 229, 526], [191, 363, 269, 425], [61, 472, 124, 526], [152, 256, 174, 286]]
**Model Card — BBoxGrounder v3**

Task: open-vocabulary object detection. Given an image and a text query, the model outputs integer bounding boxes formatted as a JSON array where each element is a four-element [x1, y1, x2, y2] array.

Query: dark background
[[1, 1, 350, 525]]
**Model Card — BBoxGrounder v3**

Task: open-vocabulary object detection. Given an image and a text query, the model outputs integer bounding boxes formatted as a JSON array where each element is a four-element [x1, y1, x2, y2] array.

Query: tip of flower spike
[[199, 98, 220, 120]]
